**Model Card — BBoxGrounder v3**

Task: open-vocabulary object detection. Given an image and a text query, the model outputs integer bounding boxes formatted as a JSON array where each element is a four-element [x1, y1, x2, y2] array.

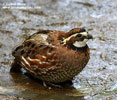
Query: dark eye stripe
[[77, 34, 82, 37]]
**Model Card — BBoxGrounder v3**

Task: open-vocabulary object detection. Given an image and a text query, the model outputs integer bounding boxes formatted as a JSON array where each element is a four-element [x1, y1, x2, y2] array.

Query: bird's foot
[[42, 81, 62, 89]]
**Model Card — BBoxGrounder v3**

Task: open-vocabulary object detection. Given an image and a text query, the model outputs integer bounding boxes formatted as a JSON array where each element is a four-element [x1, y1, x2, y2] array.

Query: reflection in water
[[0, 86, 16, 94]]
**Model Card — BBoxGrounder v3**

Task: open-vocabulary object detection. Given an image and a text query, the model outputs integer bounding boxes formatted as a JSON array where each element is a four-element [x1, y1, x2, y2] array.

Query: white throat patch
[[73, 39, 88, 48]]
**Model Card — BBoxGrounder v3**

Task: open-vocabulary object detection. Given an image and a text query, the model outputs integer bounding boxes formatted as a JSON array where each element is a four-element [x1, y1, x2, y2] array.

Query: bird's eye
[[77, 34, 82, 37]]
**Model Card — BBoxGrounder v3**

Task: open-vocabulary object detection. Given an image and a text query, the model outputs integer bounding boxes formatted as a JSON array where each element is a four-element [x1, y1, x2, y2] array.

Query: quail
[[11, 28, 93, 86]]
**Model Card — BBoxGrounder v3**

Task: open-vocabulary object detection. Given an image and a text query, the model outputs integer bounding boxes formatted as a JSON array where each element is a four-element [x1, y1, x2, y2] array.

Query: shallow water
[[0, 0, 117, 100]]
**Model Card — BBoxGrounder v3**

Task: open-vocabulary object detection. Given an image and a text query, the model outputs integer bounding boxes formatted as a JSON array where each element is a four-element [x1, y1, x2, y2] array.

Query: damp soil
[[0, 0, 117, 100]]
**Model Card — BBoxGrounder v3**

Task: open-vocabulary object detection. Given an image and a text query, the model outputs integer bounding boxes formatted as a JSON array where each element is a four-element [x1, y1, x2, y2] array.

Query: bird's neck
[[72, 44, 88, 51]]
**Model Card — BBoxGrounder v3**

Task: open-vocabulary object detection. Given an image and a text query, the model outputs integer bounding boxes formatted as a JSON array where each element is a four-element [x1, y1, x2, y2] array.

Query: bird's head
[[62, 28, 93, 48]]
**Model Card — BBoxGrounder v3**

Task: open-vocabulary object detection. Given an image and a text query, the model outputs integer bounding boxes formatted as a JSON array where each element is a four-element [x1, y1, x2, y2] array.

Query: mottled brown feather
[[11, 28, 91, 83]]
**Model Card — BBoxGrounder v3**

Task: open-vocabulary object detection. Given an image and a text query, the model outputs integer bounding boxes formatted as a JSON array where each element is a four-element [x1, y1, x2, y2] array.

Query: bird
[[10, 28, 93, 87]]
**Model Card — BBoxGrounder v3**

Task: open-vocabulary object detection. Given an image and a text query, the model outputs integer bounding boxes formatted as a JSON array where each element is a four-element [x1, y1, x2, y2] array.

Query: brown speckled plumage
[[11, 28, 93, 83]]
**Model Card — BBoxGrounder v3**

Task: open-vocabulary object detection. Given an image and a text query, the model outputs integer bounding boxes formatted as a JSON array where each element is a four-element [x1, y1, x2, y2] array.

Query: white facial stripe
[[63, 32, 88, 43], [63, 33, 79, 43], [73, 39, 88, 48], [80, 32, 88, 36]]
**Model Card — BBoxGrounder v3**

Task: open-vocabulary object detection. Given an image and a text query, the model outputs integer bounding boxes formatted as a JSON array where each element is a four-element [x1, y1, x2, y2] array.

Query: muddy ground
[[0, 0, 117, 100]]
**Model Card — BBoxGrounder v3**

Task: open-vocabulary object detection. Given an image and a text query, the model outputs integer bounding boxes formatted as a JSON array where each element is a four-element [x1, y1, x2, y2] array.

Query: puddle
[[0, 0, 117, 100]]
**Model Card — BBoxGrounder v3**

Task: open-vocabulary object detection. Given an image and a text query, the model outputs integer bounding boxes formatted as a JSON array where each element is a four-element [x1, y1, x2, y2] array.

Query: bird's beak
[[87, 34, 93, 39]]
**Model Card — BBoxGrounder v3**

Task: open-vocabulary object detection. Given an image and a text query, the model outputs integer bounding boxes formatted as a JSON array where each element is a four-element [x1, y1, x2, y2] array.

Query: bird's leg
[[42, 81, 62, 88], [47, 82, 62, 88], [42, 81, 52, 89], [43, 81, 47, 87]]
